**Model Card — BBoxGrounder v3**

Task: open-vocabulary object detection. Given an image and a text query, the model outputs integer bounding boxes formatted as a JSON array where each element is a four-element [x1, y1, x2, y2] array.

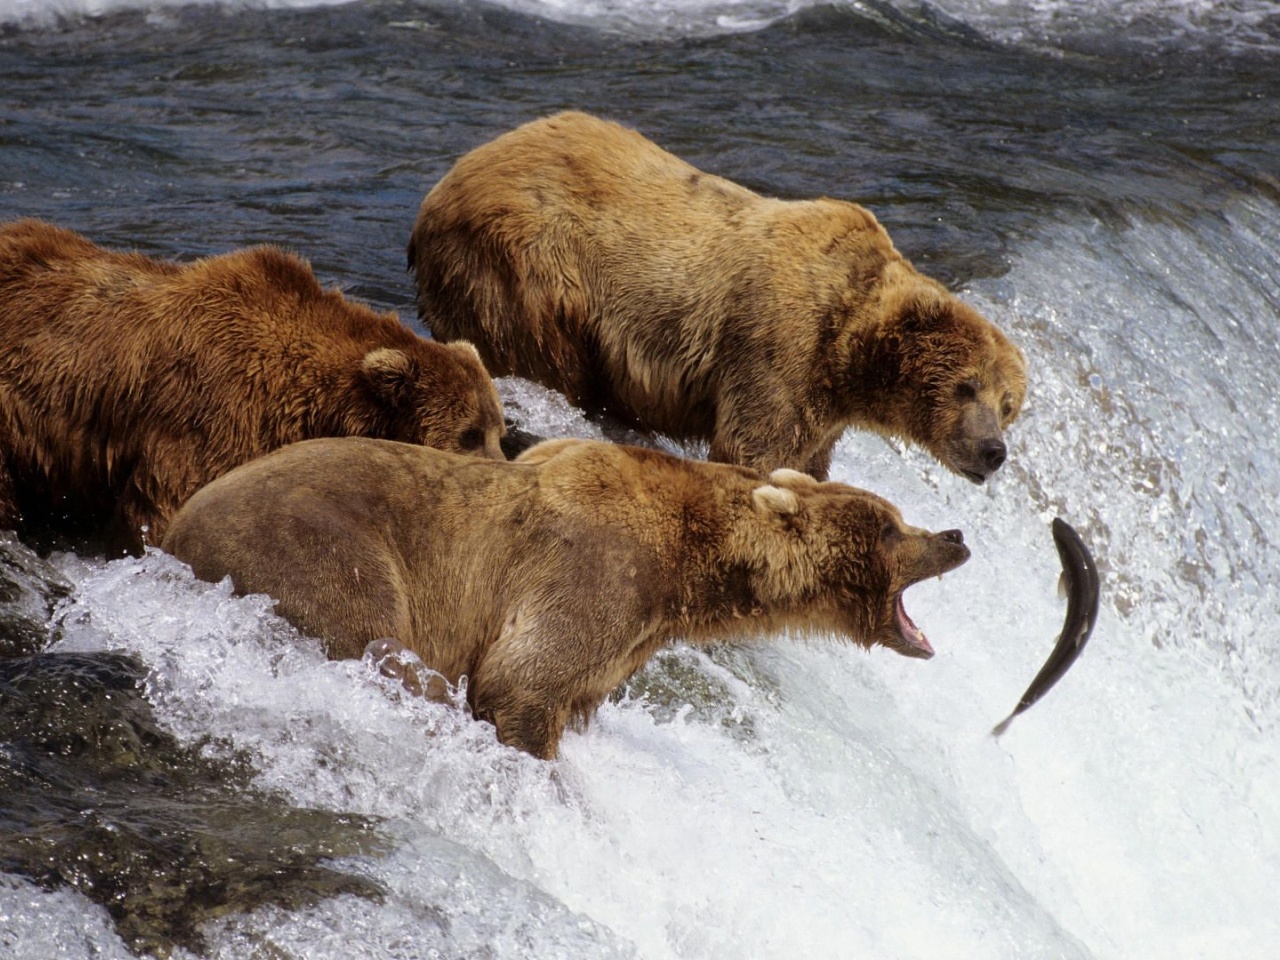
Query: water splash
[[965, 199, 1280, 724]]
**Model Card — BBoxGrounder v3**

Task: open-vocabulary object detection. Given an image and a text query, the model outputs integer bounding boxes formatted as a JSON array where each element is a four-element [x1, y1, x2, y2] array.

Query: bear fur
[[0, 219, 506, 554], [408, 110, 1027, 482], [162, 436, 970, 758]]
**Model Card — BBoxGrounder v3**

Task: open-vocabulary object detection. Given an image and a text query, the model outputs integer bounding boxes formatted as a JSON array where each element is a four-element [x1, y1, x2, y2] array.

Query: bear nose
[[979, 438, 1007, 472], [938, 529, 964, 545]]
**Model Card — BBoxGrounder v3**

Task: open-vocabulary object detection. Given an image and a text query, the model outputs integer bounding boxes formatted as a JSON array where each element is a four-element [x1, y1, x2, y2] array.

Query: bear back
[[0, 219, 505, 552]]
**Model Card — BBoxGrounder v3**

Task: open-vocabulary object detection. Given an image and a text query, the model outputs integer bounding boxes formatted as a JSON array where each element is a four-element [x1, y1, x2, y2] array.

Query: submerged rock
[[0, 650, 386, 957], [617, 645, 777, 743]]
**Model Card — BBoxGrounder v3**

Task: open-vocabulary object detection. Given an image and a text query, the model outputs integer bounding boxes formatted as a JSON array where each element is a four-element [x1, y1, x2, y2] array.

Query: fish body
[[992, 517, 1100, 736]]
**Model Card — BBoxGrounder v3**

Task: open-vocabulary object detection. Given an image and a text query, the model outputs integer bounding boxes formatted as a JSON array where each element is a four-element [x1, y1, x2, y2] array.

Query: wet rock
[[0, 651, 386, 957], [617, 645, 776, 743], [0, 531, 72, 658]]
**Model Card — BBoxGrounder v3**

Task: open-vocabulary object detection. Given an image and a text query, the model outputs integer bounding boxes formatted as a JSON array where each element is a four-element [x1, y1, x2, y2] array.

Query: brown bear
[[162, 436, 971, 758], [0, 219, 506, 554], [408, 110, 1027, 482]]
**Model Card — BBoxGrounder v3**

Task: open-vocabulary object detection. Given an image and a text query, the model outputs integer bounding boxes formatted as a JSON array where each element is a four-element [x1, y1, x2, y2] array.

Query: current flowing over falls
[[1, 0, 1278, 957]]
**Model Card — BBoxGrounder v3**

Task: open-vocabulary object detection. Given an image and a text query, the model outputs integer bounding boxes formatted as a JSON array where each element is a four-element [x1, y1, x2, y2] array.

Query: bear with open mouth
[[163, 436, 970, 758]]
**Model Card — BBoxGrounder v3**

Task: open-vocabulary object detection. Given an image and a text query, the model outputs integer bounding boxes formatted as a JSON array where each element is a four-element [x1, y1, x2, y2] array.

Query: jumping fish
[[992, 517, 1100, 737]]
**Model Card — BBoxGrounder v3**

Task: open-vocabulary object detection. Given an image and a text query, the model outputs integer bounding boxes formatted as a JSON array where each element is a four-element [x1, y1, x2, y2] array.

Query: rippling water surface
[[1, 1, 1278, 957]]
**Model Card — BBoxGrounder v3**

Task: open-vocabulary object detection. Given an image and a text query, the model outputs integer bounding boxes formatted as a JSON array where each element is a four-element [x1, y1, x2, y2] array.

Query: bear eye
[[458, 428, 485, 451], [954, 379, 980, 402], [1000, 396, 1015, 423]]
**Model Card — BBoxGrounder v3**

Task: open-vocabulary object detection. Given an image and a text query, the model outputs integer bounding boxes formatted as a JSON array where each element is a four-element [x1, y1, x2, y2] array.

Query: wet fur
[[408, 111, 1027, 481], [0, 219, 505, 553], [163, 436, 968, 758]]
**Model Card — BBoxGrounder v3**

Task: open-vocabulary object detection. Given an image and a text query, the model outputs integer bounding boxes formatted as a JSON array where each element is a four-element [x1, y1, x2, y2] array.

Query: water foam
[[4, 0, 1278, 55], [927, 0, 1280, 55]]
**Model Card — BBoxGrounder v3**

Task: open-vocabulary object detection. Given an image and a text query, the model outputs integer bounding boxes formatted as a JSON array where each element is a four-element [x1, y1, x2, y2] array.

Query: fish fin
[[1057, 571, 1068, 600]]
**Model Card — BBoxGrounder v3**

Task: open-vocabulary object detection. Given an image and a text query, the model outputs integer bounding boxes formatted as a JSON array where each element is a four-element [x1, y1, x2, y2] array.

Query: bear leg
[[108, 480, 166, 556], [475, 691, 568, 760], [470, 602, 632, 759], [471, 653, 569, 758], [470, 641, 570, 758], [711, 387, 821, 478], [804, 444, 834, 482]]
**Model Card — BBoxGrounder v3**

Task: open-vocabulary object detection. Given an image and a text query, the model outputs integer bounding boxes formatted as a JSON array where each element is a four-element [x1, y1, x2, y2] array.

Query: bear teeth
[[894, 595, 934, 657]]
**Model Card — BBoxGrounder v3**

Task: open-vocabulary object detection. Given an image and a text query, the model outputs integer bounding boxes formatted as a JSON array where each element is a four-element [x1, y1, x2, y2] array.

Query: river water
[[1, 1, 1278, 957]]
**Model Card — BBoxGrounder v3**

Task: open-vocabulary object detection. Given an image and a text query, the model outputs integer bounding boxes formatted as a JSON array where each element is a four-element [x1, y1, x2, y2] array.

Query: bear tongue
[[895, 595, 935, 659]]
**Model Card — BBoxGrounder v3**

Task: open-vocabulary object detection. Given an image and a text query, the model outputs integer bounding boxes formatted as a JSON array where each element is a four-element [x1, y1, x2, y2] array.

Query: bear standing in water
[[163, 437, 970, 759], [409, 111, 1026, 482], [0, 219, 506, 553]]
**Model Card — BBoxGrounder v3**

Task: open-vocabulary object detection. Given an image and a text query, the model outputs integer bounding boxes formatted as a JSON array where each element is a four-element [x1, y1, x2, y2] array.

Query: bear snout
[[895, 527, 970, 588], [979, 437, 1007, 473], [945, 399, 1011, 483], [952, 432, 1009, 483], [920, 530, 970, 580]]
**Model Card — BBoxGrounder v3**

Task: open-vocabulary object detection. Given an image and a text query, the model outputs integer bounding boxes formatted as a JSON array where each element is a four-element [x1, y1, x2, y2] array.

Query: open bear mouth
[[894, 594, 935, 659]]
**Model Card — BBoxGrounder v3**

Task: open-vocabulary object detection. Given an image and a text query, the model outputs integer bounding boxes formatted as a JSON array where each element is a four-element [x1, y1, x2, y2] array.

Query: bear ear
[[361, 348, 418, 406], [767, 468, 819, 488], [896, 295, 957, 336], [752, 484, 799, 517], [450, 340, 484, 364]]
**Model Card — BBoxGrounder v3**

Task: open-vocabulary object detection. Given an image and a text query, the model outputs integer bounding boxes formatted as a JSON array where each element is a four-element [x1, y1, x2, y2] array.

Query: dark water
[[3, 0, 1277, 302], [1, 2, 1279, 957]]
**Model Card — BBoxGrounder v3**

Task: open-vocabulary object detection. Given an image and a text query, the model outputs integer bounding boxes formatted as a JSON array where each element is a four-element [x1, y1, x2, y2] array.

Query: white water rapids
[[3, 195, 1276, 958]]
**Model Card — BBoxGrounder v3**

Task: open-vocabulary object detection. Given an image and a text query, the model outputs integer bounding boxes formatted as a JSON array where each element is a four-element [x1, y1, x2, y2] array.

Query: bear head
[[860, 286, 1027, 484], [747, 469, 971, 658], [360, 341, 506, 460]]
